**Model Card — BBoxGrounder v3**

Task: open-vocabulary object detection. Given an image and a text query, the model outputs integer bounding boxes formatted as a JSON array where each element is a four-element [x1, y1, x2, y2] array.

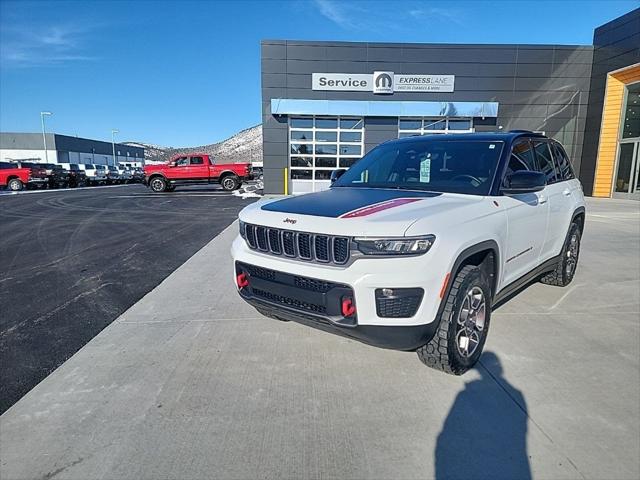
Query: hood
[[240, 187, 483, 237]]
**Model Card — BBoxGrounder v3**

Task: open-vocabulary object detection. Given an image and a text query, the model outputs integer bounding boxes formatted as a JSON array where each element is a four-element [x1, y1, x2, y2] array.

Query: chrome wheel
[[222, 176, 236, 190], [455, 286, 486, 358], [565, 233, 579, 278], [150, 178, 165, 192]]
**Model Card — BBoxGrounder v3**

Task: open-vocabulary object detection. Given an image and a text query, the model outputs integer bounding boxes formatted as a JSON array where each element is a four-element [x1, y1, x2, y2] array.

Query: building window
[[398, 117, 474, 137], [289, 116, 364, 193]]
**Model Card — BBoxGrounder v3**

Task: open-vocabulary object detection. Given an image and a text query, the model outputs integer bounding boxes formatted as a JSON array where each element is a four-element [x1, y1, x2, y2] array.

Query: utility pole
[[111, 129, 119, 166], [40, 112, 52, 163]]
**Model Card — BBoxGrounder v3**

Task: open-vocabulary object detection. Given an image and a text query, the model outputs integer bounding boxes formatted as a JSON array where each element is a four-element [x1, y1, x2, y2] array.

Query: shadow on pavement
[[435, 352, 531, 480]]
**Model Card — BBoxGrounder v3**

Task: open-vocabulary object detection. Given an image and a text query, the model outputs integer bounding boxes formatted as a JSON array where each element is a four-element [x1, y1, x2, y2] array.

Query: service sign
[[312, 72, 455, 93]]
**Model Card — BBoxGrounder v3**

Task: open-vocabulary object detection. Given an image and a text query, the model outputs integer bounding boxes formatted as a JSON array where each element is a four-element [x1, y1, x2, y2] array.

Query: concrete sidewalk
[[1, 198, 639, 479]]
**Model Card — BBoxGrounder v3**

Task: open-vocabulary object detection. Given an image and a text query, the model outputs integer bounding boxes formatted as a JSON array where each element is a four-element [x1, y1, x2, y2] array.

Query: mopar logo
[[373, 71, 394, 94], [283, 217, 297, 224]]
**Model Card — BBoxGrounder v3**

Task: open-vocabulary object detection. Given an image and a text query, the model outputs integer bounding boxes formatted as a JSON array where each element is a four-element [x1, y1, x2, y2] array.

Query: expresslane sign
[[312, 72, 455, 94]]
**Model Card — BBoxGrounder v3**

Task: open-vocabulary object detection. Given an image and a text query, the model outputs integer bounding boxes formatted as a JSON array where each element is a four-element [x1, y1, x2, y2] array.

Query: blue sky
[[0, 0, 637, 147]]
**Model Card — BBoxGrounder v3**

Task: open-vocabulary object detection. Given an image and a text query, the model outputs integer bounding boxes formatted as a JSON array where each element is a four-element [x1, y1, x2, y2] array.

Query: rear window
[[550, 142, 575, 181], [84, 164, 95, 169]]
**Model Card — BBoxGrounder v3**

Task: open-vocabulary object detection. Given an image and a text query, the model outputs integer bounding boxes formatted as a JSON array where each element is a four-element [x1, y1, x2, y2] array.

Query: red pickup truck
[[0, 162, 48, 191], [144, 153, 252, 193]]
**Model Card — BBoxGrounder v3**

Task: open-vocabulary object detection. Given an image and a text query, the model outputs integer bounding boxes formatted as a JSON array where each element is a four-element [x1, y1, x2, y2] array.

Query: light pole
[[40, 111, 52, 163], [111, 129, 119, 166]]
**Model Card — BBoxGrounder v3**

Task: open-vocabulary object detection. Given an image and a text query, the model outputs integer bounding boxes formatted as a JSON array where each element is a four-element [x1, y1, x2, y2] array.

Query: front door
[[500, 138, 550, 288], [613, 142, 640, 200], [172, 156, 191, 180]]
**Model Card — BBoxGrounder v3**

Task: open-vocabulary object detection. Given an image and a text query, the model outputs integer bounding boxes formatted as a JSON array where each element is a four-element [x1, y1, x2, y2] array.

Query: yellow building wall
[[592, 65, 640, 197]]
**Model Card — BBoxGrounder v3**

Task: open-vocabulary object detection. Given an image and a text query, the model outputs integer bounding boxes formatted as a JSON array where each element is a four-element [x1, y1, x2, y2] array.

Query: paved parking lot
[[0, 184, 255, 413], [1, 197, 639, 480]]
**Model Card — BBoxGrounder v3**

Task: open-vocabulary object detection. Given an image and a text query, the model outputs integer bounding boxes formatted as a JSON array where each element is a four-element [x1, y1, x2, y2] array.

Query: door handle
[[538, 195, 547, 204], [563, 189, 571, 196]]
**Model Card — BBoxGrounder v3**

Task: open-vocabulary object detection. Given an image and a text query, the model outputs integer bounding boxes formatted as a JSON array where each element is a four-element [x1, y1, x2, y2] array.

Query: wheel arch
[[436, 240, 501, 318], [219, 170, 239, 179], [571, 206, 586, 234]]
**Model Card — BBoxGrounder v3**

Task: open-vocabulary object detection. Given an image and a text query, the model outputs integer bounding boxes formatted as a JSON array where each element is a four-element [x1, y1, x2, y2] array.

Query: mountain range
[[125, 124, 262, 164]]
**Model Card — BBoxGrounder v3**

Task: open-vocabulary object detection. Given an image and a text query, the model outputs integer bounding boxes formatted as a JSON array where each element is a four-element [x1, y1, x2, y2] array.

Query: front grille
[[243, 224, 350, 265], [252, 288, 327, 314]]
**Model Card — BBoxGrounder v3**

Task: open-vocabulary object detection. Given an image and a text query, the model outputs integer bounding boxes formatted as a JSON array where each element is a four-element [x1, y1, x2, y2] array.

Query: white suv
[[231, 132, 585, 375]]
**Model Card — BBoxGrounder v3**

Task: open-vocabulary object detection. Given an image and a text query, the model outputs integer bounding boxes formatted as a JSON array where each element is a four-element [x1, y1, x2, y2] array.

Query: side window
[[504, 139, 537, 184], [174, 157, 188, 167], [550, 142, 575, 181], [533, 141, 557, 184], [190, 156, 204, 165]]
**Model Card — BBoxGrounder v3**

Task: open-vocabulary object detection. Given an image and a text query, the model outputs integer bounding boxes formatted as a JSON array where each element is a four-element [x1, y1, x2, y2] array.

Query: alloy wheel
[[455, 286, 486, 358]]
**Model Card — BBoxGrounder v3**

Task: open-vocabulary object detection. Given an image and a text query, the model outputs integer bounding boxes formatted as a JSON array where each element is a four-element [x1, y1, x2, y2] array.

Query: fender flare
[[571, 206, 586, 232], [435, 240, 501, 320], [218, 170, 239, 179]]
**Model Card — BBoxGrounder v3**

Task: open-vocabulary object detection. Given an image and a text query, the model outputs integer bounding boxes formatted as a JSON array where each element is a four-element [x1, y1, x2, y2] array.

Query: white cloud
[[0, 24, 96, 68], [313, 0, 358, 28]]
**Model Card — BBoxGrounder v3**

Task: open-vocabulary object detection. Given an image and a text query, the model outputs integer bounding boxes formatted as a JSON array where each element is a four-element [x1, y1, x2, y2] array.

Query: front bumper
[[232, 234, 447, 351]]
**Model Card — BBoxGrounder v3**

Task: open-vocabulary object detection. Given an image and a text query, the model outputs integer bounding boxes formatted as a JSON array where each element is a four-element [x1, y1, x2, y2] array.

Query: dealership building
[[261, 8, 639, 199], [0, 133, 144, 167]]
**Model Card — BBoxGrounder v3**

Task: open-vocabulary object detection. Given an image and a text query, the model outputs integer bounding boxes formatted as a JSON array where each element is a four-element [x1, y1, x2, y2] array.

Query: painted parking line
[[110, 193, 234, 198], [0, 184, 137, 196]]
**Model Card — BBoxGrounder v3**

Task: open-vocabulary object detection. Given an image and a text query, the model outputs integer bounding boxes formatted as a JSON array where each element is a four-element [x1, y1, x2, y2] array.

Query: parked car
[[2, 161, 48, 189], [105, 165, 121, 184], [232, 131, 585, 375], [144, 153, 252, 192], [39, 163, 70, 188], [131, 167, 145, 183], [117, 166, 133, 183], [59, 163, 88, 187], [0, 162, 31, 191], [251, 161, 264, 180], [81, 164, 108, 186]]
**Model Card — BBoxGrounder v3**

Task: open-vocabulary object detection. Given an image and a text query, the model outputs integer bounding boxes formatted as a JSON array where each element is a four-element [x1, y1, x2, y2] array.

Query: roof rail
[[509, 129, 545, 135]]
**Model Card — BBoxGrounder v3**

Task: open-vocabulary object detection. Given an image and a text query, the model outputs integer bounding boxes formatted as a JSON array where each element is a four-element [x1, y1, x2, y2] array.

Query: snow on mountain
[[124, 124, 262, 164]]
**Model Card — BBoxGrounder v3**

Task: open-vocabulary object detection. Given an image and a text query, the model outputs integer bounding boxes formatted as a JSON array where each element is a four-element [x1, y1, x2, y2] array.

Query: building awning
[[271, 99, 499, 118]]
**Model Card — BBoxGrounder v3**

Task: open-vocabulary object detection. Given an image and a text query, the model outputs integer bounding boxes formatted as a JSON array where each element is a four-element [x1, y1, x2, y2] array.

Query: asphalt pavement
[[0, 197, 639, 479], [0, 184, 255, 413]]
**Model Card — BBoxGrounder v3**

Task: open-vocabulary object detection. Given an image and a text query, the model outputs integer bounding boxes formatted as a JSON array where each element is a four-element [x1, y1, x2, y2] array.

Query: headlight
[[354, 235, 435, 256]]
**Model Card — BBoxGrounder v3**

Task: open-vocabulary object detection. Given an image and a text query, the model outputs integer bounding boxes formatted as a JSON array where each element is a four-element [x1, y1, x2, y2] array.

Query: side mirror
[[330, 169, 347, 184], [502, 171, 546, 195]]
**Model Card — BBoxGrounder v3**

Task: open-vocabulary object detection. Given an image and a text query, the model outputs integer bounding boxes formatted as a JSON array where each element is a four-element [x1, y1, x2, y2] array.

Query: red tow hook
[[341, 297, 356, 317], [236, 272, 249, 289]]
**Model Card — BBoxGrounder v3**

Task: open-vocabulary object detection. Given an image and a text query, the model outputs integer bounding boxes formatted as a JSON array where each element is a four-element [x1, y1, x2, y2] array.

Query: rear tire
[[221, 174, 240, 191], [149, 176, 168, 193], [540, 222, 581, 287], [416, 265, 491, 375], [8, 178, 23, 191]]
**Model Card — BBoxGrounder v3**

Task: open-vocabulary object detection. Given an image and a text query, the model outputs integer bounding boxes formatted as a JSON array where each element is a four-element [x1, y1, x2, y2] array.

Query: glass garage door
[[289, 116, 364, 194], [398, 117, 474, 137]]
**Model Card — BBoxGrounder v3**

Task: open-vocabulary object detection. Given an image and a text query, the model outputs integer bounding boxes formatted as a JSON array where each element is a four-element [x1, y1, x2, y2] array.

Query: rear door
[[500, 138, 550, 287], [188, 155, 210, 181], [532, 140, 567, 261]]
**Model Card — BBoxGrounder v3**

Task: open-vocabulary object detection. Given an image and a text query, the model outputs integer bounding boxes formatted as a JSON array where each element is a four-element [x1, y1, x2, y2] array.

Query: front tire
[[540, 222, 581, 287], [417, 265, 491, 375], [149, 176, 168, 193], [221, 174, 240, 191], [8, 178, 23, 191]]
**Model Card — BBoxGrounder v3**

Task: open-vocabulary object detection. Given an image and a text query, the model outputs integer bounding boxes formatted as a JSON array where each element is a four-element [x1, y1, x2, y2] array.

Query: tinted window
[[550, 142, 575, 181], [84, 164, 95, 169], [533, 141, 557, 184], [70, 164, 81, 171], [174, 157, 189, 166], [190, 156, 204, 165], [0, 163, 13, 169], [333, 139, 504, 195], [505, 140, 537, 180]]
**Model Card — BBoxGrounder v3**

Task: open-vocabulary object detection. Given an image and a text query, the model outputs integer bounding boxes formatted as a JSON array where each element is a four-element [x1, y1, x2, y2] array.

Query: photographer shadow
[[435, 352, 531, 480]]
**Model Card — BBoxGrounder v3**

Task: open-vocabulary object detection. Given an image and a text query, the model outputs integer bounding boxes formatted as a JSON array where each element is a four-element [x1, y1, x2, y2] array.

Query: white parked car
[[80, 164, 107, 185], [231, 131, 586, 375]]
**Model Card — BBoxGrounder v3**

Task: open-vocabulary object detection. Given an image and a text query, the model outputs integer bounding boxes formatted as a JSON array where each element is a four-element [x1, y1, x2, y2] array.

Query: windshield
[[333, 139, 504, 196]]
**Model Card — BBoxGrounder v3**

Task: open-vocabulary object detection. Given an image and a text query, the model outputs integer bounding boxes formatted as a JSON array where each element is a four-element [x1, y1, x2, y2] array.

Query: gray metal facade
[[261, 40, 594, 194], [580, 8, 640, 194], [0, 132, 144, 159]]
